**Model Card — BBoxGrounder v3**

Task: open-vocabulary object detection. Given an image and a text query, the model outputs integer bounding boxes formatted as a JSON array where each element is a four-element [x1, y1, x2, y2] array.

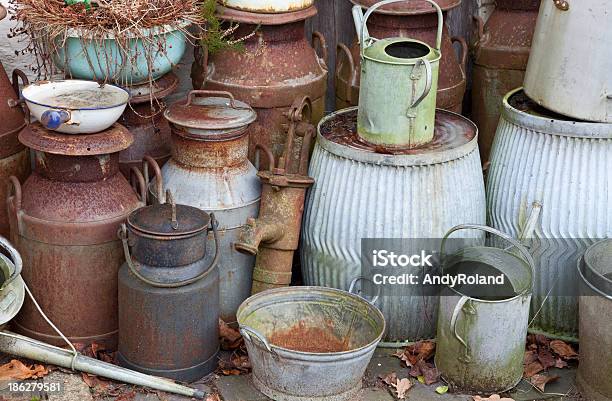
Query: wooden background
[[306, 0, 478, 113]]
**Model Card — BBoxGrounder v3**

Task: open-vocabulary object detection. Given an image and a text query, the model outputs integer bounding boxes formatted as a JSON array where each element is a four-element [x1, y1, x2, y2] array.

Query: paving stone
[[46, 370, 94, 401], [216, 375, 269, 401]]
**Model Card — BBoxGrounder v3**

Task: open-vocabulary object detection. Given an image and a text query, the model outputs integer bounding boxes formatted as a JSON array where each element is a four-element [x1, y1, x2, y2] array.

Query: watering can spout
[[352, 5, 368, 46]]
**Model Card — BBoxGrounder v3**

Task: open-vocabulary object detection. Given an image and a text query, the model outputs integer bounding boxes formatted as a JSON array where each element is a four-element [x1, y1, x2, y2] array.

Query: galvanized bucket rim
[[363, 38, 442, 65], [316, 107, 478, 166], [503, 88, 612, 139], [236, 286, 386, 360], [578, 255, 612, 301], [581, 239, 612, 298]]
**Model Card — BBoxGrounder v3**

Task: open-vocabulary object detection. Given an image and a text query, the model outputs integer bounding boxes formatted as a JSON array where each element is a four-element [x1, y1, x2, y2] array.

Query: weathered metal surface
[[149, 92, 260, 322], [234, 98, 314, 293], [223, 0, 314, 13], [237, 286, 385, 401], [192, 6, 327, 169], [0, 149, 30, 239], [119, 73, 178, 178], [118, 194, 220, 381], [486, 89, 612, 341], [0, 66, 27, 138], [9, 123, 142, 348], [436, 225, 534, 393], [336, 10, 466, 114], [577, 240, 612, 401], [471, 0, 539, 163], [354, 0, 442, 147], [0, 236, 26, 326], [350, 0, 460, 14], [301, 107, 486, 346], [524, 0, 612, 122]]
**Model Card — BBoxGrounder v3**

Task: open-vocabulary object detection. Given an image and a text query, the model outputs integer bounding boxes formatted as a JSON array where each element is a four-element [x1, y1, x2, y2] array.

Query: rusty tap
[[234, 97, 315, 294]]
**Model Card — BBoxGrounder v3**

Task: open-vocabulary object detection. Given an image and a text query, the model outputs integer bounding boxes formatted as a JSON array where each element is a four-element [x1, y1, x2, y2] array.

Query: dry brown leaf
[[524, 350, 538, 365], [549, 340, 578, 360], [0, 359, 49, 382], [380, 372, 398, 386], [115, 391, 136, 401], [206, 394, 221, 401], [392, 378, 413, 399], [408, 360, 439, 385], [554, 358, 568, 369], [81, 372, 110, 390], [537, 349, 556, 369], [524, 361, 544, 378], [473, 394, 515, 401], [219, 319, 243, 350], [530, 374, 559, 392]]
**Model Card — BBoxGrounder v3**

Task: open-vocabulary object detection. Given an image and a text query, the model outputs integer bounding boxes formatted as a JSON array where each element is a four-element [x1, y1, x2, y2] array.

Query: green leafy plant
[[200, 0, 247, 54]]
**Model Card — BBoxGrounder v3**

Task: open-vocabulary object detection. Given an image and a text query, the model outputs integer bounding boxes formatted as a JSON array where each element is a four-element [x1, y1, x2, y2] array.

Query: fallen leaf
[[530, 374, 559, 392], [380, 372, 398, 386], [537, 349, 556, 369], [401, 341, 436, 366], [417, 376, 425, 384], [554, 358, 568, 369], [549, 340, 578, 360], [392, 378, 413, 399], [436, 386, 449, 394], [0, 360, 49, 382], [81, 372, 110, 390], [219, 319, 243, 350], [412, 360, 439, 385], [206, 394, 221, 401], [115, 391, 136, 401], [524, 361, 544, 378], [524, 350, 538, 365], [473, 394, 515, 401]]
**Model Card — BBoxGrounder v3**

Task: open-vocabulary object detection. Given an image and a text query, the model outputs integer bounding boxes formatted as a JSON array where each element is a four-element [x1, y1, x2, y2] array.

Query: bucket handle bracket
[[240, 325, 279, 358], [349, 277, 380, 305]]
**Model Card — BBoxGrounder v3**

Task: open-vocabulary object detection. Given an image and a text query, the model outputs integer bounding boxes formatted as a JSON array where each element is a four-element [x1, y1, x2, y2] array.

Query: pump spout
[[234, 217, 284, 256]]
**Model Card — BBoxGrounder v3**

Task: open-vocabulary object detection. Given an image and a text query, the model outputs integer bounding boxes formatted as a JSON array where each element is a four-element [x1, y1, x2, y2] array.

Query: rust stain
[[269, 320, 348, 353]]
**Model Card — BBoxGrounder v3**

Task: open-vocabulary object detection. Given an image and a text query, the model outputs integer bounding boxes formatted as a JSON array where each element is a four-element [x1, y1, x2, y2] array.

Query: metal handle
[[166, 189, 178, 230], [409, 58, 433, 108], [472, 15, 485, 44], [7, 176, 22, 213], [119, 214, 221, 288], [40, 109, 72, 130], [240, 325, 275, 354], [0, 236, 23, 290], [129, 167, 147, 204], [10, 69, 30, 123], [281, 96, 313, 173], [186, 90, 239, 108], [335, 43, 357, 104], [312, 31, 328, 70], [450, 295, 472, 363], [451, 36, 468, 80], [349, 277, 380, 305], [553, 0, 569, 11], [440, 224, 535, 277], [254, 144, 276, 171], [359, 0, 443, 53], [142, 156, 163, 205]]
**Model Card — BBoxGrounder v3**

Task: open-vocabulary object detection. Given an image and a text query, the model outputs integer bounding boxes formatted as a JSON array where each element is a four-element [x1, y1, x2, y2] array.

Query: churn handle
[[186, 90, 242, 110], [440, 224, 536, 279], [312, 31, 329, 70], [451, 36, 468, 81], [142, 156, 163, 205], [0, 236, 22, 289], [254, 144, 276, 171], [8, 69, 30, 122], [349, 277, 380, 305], [335, 43, 357, 104], [409, 59, 433, 109], [359, 0, 443, 53], [129, 167, 147, 205], [450, 295, 472, 363], [240, 325, 277, 354], [7, 176, 22, 214]]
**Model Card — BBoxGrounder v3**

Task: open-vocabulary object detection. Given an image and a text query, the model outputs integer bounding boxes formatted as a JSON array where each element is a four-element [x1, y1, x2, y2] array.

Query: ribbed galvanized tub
[[487, 88, 612, 341], [577, 239, 612, 401], [301, 107, 486, 345]]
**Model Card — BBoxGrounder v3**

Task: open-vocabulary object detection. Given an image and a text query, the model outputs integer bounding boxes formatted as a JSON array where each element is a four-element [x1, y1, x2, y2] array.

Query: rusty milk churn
[[8, 123, 144, 347], [577, 240, 612, 401], [118, 185, 220, 381], [435, 225, 534, 393], [234, 97, 314, 294], [150, 90, 260, 323], [336, 0, 467, 113], [301, 107, 486, 346], [524, 0, 612, 122], [0, 65, 31, 238], [471, 0, 540, 163], [191, 4, 328, 170], [487, 88, 612, 341], [118, 73, 178, 178]]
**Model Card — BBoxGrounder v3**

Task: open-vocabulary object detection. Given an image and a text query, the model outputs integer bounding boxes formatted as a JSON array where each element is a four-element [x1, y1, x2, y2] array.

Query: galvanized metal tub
[[237, 286, 385, 401], [435, 225, 534, 393], [301, 107, 486, 345], [486, 88, 612, 341], [577, 239, 612, 401], [524, 0, 612, 123]]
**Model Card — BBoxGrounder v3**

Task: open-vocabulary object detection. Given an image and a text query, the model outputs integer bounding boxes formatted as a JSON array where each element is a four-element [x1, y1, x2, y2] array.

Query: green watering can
[[353, 0, 442, 148]]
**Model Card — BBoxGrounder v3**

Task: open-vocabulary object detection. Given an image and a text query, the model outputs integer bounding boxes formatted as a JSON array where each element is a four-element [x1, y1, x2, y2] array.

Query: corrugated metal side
[[486, 115, 612, 341], [301, 143, 486, 344]]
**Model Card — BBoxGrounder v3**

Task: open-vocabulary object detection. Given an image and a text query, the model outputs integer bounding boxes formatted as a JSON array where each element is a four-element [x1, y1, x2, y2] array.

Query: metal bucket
[[354, 0, 442, 148], [0, 236, 25, 326], [524, 0, 612, 122], [435, 225, 534, 393], [486, 88, 612, 341], [577, 239, 612, 401], [237, 284, 385, 401]]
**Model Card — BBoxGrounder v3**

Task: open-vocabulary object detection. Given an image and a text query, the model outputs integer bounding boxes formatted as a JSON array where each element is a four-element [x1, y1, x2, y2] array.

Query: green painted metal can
[[353, 0, 442, 148]]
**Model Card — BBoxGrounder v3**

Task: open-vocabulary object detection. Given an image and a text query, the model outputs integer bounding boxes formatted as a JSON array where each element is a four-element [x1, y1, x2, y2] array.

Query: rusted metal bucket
[[435, 225, 534, 393], [8, 123, 144, 347], [237, 284, 385, 401], [471, 0, 540, 163], [150, 90, 261, 322], [577, 239, 612, 401], [336, 0, 465, 113], [118, 73, 177, 178], [192, 5, 327, 171], [234, 97, 314, 293], [118, 183, 221, 381]]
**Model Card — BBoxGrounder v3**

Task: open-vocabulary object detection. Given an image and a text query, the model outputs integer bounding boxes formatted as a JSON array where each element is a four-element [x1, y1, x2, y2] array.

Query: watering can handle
[[357, 0, 443, 53], [439, 224, 535, 277], [349, 277, 380, 305], [409, 59, 433, 109], [0, 236, 23, 290], [450, 295, 471, 363]]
